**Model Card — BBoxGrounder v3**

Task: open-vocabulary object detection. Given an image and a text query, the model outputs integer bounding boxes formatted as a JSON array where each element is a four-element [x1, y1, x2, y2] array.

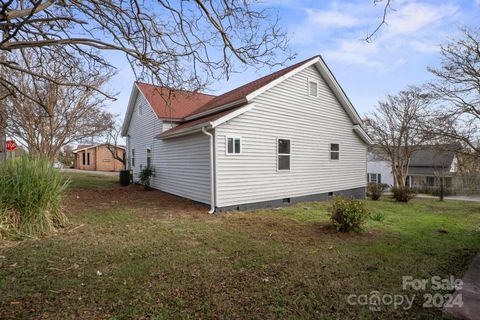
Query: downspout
[[202, 126, 215, 214]]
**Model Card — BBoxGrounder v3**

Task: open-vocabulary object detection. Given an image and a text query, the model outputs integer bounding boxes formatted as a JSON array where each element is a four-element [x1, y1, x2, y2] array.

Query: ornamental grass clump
[[0, 157, 69, 239], [330, 196, 369, 233]]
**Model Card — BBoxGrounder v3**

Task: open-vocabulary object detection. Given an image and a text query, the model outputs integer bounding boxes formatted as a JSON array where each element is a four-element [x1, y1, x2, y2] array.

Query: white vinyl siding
[[126, 90, 211, 204], [214, 64, 367, 207]]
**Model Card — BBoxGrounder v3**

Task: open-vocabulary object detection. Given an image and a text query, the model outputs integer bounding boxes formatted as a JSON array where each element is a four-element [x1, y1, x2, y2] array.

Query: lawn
[[1, 173, 479, 319]]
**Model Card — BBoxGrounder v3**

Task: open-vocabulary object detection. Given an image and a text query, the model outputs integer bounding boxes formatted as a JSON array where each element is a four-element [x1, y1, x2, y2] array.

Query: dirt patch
[[65, 184, 212, 220]]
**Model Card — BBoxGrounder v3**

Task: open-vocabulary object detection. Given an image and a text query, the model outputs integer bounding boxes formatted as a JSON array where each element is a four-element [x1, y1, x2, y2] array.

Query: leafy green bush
[[139, 167, 153, 190], [391, 186, 417, 202], [370, 211, 385, 222], [367, 183, 389, 200], [0, 157, 69, 239], [330, 196, 369, 233]]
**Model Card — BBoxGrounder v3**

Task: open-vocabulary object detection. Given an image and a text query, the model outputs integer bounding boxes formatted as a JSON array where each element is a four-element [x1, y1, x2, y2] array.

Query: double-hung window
[[330, 143, 340, 160], [308, 79, 319, 97], [146, 147, 152, 168], [277, 139, 291, 171], [226, 136, 241, 155], [368, 173, 381, 184]]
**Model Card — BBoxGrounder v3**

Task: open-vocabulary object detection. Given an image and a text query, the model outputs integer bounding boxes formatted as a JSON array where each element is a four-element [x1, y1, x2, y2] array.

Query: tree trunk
[[439, 176, 445, 201]]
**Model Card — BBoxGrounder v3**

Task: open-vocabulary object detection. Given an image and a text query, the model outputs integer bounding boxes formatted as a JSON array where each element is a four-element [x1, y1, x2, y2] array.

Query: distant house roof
[[73, 144, 126, 153], [409, 148, 455, 168], [369, 145, 457, 175], [123, 55, 370, 143], [75, 144, 93, 151]]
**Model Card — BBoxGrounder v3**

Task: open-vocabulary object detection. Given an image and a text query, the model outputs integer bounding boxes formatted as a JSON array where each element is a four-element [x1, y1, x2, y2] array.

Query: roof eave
[[156, 122, 213, 140], [121, 84, 140, 137], [183, 98, 247, 121], [353, 125, 373, 145]]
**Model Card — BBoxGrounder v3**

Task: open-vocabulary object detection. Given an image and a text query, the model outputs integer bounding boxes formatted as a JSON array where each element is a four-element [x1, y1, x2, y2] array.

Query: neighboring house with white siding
[[121, 56, 372, 212], [367, 146, 458, 188]]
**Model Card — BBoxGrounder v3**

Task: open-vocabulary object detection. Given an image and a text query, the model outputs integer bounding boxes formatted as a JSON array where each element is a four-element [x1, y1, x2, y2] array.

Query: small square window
[[226, 136, 241, 155], [308, 80, 318, 97], [330, 144, 339, 160]]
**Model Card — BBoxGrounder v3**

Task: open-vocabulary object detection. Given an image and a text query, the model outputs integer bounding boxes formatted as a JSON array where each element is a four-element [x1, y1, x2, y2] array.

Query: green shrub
[[330, 196, 369, 233], [0, 157, 69, 239], [370, 211, 385, 222], [139, 167, 153, 190], [391, 186, 417, 202], [367, 183, 389, 200]]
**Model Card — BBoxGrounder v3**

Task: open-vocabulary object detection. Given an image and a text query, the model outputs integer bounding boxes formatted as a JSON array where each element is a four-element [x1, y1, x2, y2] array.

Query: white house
[[367, 147, 458, 188], [121, 56, 372, 212]]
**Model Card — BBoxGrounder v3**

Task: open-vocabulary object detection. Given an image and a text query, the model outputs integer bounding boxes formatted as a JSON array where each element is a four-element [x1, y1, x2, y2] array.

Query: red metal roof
[[136, 82, 216, 120]]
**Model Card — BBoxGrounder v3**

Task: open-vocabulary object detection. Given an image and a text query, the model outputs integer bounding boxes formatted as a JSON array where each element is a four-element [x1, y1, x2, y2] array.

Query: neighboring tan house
[[73, 144, 126, 172], [121, 55, 372, 212], [367, 146, 457, 188]]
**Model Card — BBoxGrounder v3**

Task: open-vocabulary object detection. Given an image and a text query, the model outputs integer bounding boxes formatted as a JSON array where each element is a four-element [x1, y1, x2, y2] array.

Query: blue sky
[[105, 0, 480, 119]]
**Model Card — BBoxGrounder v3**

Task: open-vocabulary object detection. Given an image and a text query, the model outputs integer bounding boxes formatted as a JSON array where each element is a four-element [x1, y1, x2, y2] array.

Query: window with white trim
[[277, 139, 291, 170], [308, 79, 319, 97], [330, 143, 339, 160], [368, 173, 381, 184], [131, 149, 135, 167], [226, 136, 241, 155]]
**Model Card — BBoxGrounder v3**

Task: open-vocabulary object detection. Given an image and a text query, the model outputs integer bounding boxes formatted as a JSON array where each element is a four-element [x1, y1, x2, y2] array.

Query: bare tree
[[104, 118, 126, 166], [365, 0, 394, 42], [5, 51, 114, 160], [428, 28, 480, 155], [0, 1, 292, 100], [0, 1, 292, 161], [364, 86, 433, 187]]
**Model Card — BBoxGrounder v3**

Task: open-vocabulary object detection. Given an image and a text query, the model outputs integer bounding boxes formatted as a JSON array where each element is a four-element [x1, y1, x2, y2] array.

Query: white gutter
[[201, 126, 215, 214]]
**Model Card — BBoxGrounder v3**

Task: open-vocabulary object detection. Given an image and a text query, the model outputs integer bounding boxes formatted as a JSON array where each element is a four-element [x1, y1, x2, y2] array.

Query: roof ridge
[[135, 82, 217, 97], [182, 55, 320, 119]]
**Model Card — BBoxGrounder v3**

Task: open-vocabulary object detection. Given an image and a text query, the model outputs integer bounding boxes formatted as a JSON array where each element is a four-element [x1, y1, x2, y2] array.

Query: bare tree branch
[[364, 86, 433, 187]]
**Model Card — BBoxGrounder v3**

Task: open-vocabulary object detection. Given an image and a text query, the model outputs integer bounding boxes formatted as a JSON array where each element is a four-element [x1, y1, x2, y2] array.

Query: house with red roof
[[121, 56, 372, 212]]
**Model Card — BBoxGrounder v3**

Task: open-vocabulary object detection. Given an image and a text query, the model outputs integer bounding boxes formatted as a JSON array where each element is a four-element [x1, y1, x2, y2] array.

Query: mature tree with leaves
[[428, 28, 480, 155], [365, 86, 433, 187], [5, 51, 114, 160]]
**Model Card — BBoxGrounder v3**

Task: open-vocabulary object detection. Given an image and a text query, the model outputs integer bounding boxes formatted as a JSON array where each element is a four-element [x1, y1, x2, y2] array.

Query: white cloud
[[385, 2, 458, 36], [305, 9, 361, 28], [293, 1, 461, 69]]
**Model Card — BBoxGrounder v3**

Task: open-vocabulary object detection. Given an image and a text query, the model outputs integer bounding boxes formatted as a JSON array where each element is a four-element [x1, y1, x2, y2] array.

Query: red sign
[[6, 140, 17, 152]]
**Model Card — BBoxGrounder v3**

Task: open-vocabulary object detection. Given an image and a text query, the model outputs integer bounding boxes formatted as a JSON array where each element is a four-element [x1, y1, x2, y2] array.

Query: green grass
[[1, 175, 479, 319], [63, 172, 119, 189]]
